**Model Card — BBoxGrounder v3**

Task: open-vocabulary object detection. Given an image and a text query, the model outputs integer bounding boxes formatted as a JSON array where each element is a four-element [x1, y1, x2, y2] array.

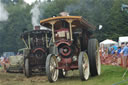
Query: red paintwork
[[54, 28, 80, 71], [55, 41, 80, 71], [57, 57, 78, 71], [56, 65, 78, 71], [60, 45, 71, 56], [61, 58, 72, 64], [56, 40, 72, 47], [55, 28, 72, 46], [32, 48, 45, 53], [55, 28, 69, 32]]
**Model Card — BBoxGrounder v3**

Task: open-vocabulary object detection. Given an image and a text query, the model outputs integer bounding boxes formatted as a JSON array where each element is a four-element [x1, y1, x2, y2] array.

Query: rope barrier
[[113, 68, 128, 85], [112, 78, 128, 85]]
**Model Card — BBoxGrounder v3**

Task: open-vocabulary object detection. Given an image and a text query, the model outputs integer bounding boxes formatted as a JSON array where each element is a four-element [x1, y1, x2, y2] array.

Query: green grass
[[0, 65, 128, 85]]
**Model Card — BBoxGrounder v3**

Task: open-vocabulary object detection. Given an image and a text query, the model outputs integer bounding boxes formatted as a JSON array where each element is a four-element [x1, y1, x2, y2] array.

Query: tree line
[[0, 0, 128, 55]]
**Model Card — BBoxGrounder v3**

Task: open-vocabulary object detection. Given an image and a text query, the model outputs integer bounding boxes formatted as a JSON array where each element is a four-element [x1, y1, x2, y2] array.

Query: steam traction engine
[[21, 27, 51, 77], [40, 15, 101, 82]]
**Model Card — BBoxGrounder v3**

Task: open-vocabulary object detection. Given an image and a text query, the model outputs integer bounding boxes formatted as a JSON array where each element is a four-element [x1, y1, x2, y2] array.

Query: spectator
[[117, 47, 121, 55], [109, 44, 117, 55], [111, 47, 115, 55], [121, 42, 125, 50], [112, 44, 118, 51], [120, 42, 128, 68]]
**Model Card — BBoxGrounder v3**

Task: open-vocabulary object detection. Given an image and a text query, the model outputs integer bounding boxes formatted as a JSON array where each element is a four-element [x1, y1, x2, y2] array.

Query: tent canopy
[[118, 36, 128, 46], [100, 39, 118, 45]]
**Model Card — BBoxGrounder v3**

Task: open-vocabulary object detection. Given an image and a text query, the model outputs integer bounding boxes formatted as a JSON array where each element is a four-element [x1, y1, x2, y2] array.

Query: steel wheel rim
[[83, 53, 90, 80], [50, 56, 58, 81], [96, 43, 101, 75], [25, 59, 29, 75]]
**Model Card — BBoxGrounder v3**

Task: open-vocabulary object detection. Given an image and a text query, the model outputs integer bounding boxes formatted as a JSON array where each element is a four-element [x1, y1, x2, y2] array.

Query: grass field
[[0, 65, 128, 85]]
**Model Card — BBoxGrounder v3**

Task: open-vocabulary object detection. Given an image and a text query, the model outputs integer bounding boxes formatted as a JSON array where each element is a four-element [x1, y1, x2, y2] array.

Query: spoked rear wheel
[[88, 39, 101, 76], [46, 54, 59, 83], [78, 52, 90, 81]]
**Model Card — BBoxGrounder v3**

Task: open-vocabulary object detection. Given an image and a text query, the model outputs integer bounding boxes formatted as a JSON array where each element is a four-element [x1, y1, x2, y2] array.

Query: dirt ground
[[0, 68, 80, 85], [0, 65, 128, 85]]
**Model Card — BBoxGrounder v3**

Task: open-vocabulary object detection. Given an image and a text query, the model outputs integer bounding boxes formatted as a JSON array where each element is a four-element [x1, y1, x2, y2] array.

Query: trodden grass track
[[0, 65, 128, 85]]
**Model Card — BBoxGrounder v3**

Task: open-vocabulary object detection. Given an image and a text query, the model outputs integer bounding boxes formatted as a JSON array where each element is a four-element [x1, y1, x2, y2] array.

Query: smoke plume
[[30, 3, 40, 27], [30, 2, 48, 30], [0, 1, 9, 21]]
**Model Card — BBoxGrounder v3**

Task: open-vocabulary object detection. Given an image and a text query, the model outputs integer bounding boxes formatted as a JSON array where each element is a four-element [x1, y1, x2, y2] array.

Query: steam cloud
[[30, 3, 40, 27], [30, 2, 48, 30], [0, 1, 9, 21]]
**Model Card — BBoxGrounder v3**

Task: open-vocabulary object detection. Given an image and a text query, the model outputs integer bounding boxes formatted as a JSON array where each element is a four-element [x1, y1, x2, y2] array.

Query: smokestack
[[34, 25, 40, 30]]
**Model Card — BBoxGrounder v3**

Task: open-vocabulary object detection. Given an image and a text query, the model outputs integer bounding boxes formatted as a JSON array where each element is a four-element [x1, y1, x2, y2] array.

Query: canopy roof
[[40, 16, 96, 31], [21, 29, 51, 39], [100, 39, 118, 45]]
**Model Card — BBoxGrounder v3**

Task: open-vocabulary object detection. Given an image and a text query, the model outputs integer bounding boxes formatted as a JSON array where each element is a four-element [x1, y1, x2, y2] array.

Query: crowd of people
[[100, 42, 128, 67]]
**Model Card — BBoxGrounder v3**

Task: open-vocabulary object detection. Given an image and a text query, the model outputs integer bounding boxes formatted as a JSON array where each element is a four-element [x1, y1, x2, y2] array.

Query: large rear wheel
[[78, 52, 90, 81], [88, 39, 101, 76], [46, 54, 59, 83]]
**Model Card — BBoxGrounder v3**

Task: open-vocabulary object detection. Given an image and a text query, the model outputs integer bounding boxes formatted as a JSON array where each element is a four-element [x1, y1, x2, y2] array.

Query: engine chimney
[[34, 25, 40, 30]]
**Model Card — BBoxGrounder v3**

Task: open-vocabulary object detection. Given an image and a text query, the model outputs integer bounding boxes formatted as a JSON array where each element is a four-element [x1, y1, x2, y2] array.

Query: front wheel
[[46, 54, 59, 83], [78, 52, 90, 81], [24, 58, 31, 77]]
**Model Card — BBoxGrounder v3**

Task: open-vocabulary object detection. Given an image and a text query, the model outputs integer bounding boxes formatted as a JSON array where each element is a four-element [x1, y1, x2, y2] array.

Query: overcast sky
[[24, 0, 45, 5]]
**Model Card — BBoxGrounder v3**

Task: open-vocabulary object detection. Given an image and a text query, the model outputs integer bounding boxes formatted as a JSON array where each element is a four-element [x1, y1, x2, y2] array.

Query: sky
[[24, 0, 45, 5]]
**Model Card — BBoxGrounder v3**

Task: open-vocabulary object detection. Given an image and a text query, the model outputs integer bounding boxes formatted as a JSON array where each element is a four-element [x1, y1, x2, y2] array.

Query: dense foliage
[[0, 0, 128, 55]]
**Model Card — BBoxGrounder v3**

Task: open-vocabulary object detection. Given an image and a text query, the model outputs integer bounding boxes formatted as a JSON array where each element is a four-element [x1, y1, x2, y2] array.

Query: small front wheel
[[24, 58, 31, 77], [46, 54, 59, 83], [78, 52, 90, 81]]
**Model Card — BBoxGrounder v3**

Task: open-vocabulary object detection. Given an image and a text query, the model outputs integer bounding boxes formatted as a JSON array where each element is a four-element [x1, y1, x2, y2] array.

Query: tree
[[0, 1, 32, 54], [104, 0, 128, 41], [40, 0, 78, 19]]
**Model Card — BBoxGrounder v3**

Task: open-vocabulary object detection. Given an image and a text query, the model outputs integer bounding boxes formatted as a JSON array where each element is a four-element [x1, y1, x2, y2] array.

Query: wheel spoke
[[53, 69, 58, 80], [83, 53, 89, 80], [50, 60, 55, 71], [50, 56, 58, 81]]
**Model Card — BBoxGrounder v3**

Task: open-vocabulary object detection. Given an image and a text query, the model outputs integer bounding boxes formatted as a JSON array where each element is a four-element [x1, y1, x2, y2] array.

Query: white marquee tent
[[100, 39, 118, 48], [100, 39, 118, 45], [118, 36, 128, 46]]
